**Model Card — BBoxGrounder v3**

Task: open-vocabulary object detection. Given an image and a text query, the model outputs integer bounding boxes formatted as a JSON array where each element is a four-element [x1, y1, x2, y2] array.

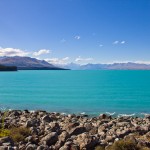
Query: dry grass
[[95, 139, 150, 150], [0, 126, 30, 142], [9, 127, 30, 142], [108, 139, 140, 150], [95, 146, 105, 150]]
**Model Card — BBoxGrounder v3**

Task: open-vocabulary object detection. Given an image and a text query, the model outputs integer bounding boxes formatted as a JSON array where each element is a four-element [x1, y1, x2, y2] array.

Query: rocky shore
[[0, 110, 150, 150]]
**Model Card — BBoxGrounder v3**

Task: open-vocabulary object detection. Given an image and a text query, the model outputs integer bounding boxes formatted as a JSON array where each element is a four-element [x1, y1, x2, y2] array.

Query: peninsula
[[0, 65, 17, 71]]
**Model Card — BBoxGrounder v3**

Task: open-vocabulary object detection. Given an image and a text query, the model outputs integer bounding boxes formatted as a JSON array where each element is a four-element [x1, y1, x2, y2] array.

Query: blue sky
[[0, 0, 150, 64]]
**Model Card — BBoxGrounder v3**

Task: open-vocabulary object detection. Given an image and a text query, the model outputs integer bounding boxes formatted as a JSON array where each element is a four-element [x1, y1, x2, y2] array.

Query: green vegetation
[[9, 127, 30, 142], [0, 111, 30, 142], [0, 111, 10, 137]]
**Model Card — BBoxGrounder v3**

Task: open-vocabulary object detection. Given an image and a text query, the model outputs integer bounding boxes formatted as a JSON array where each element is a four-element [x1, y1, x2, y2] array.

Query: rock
[[75, 133, 98, 149], [41, 132, 58, 146], [55, 140, 64, 149], [116, 122, 129, 127], [99, 114, 111, 120], [42, 115, 52, 123], [25, 119, 39, 127], [2, 142, 12, 146], [69, 126, 86, 136], [67, 122, 80, 130], [1, 110, 150, 149], [59, 131, 69, 143], [30, 127, 39, 135], [124, 135, 137, 144], [59, 145, 69, 150], [89, 127, 98, 135], [0, 137, 14, 146], [49, 122, 60, 132], [84, 123, 93, 131], [37, 145, 49, 150], [25, 144, 37, 150], [9, 110, 21, 117], [23, 110, 30, 114], [70, 144, 80, 150], [145, 115, 150, 120], [0, 146, 8, 150], [116, 130, 130, 138], [105, 136, 114, 142]]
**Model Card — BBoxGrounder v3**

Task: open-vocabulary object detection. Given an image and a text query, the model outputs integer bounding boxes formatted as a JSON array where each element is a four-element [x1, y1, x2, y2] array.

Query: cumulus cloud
[[134, 61, 150, 64], [45, 57, 70, 65], [75, 56, 94, 62], [121, 41, 125, 44], [113, 40, 126, 45], [74, 35, 81, 40], [0, 47, 29, 57], [113, 41, 119, 44], [33, 49, 50, 56], [62, 57, 69, 61]]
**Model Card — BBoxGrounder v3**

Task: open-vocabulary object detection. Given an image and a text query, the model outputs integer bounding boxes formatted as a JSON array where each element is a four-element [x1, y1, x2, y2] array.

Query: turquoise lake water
[[0, 70, 150, 116]]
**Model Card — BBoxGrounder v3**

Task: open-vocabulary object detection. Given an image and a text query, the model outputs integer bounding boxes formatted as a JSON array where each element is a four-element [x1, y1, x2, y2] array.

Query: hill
[[0, 56, 67, 70]]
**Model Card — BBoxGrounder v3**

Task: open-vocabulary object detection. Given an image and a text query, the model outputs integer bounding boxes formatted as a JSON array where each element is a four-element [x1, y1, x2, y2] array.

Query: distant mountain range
[[0, 56, 150, 70], [58, 62, 150, 70], [0, 56, 67, 70]]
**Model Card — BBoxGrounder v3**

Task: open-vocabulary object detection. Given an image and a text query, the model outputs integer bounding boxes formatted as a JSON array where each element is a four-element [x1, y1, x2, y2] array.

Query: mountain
[[106, 62, 150, 70], [0, 56, 67, 70], [60, 62, 150, 70], [0, 65, 17, 71]]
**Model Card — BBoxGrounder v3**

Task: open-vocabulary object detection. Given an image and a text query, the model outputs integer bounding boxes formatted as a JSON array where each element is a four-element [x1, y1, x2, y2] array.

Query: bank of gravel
[[0, 110, 150, 150]]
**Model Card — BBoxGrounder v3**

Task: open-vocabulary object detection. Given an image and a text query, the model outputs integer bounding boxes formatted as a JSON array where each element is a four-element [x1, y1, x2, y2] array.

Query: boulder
[[0, 137, 14, 146], [69, 126, 86, 136], [42, 115, 52, 123], [75, 133, 98, 149], [41, 132, 58, 146]]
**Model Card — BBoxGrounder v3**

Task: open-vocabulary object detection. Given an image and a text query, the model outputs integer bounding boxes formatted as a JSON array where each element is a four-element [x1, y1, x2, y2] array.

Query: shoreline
[[1, 110, 150, 150], [1, 108, 149, 118]]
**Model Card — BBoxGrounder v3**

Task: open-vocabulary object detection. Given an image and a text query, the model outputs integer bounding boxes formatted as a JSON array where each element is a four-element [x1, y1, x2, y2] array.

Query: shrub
[[0, 129, 10, 137], [108, 139, 141, 150], [9, 127, 30, 142], [95, 146, 105, 150]]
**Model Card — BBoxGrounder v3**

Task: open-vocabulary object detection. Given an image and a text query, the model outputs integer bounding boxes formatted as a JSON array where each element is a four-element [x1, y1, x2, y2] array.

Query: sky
[[0, 0, 150, 64]]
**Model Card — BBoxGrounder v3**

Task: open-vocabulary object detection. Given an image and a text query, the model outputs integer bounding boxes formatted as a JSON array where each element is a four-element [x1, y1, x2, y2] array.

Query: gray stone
[[41, 132, 58, 146], [42, 115, 52, 123], [0, 137, 14, 146], [69, 126, 86, 136]]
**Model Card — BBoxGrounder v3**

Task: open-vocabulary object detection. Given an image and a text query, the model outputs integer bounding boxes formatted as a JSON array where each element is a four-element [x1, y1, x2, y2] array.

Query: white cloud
[[74, 35, 81, 40], [121, 41, 125, 44], [134, 61, 150, 64], [75, 56, 94, 62], [113, 40, 126, 45], [45, 57, 70, 65], [113, 41, 119, 44], [99, 44, 103, 47], [62, 57, 69, 61], [33, 49, 50, 56], [0, 47, 29, 57]]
